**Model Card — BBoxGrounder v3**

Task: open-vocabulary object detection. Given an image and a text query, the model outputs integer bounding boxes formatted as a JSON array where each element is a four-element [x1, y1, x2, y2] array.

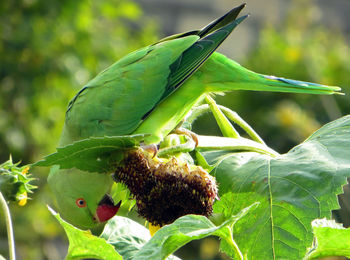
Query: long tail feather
[[203, 52, 342, 95], [260, 75, 342, 95]]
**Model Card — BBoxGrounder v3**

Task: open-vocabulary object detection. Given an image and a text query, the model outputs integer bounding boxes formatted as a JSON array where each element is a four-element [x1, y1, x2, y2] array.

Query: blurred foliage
[[0, 0, 157, 259], [0, 0, 157, 164], [0, 0, 349, 259]]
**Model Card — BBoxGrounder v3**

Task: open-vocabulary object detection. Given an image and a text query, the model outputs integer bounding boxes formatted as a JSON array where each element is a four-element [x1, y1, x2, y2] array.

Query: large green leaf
[[101, 216, 180, 260], [50, 204, 257, 260], [132, 203, 258, 260], [209, 115, 350, 259], [305, 219, 350, 259], [33, 134, 148, 173], [100, 216, 152, 260], [49, 207, 122, 260]]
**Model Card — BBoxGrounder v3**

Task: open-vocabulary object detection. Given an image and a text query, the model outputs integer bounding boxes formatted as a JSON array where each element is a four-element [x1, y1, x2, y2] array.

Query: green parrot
[[48, 4, 341, 229]]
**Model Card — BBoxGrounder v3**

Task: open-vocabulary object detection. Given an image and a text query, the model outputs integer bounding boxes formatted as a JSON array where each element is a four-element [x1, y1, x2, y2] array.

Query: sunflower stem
[[185, 103, 265, 145], [0, 191, 16, 260], [224, 226, 244, 260], [205, 95, 240, 138], [219, 105, 266, 145]]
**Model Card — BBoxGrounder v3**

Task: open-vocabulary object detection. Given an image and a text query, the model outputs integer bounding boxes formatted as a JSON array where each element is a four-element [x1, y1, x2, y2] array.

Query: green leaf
[[49, 207, 122, 260], [305, 219, 350, 259], [100, 216, 152, 260], [210, 115, 350, 259], [101, 216, 181, 260], [133, 203, 258, 260], [33, 134, 148, 173]]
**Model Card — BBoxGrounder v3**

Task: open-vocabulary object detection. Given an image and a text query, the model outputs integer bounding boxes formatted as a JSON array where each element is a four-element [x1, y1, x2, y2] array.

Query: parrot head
[[48, 166, 121, 229]]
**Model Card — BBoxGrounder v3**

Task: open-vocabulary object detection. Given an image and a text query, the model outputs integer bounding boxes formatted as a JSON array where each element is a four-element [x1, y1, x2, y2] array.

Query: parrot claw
[[172, 127, 199, 147], [140, 143, 158, 158]]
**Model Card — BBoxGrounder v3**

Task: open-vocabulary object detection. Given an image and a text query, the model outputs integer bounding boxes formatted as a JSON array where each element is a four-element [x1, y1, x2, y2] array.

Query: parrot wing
[[61, 4, 247, 144]]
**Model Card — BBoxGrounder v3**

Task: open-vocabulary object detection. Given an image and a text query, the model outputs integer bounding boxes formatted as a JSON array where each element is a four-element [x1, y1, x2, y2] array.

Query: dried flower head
[[114, 149, 217, 226]]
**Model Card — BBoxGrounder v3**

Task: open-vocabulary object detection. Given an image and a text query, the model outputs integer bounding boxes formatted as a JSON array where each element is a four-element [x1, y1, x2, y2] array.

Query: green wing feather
[[61, 5, 247, 145], [164, 15, 248, 99], [61, 36, 197, 144]]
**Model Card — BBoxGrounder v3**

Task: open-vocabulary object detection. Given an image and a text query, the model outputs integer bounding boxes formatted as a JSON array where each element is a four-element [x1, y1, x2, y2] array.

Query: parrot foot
[[140, 143, 158, 158], [172, 127, 198, 147]]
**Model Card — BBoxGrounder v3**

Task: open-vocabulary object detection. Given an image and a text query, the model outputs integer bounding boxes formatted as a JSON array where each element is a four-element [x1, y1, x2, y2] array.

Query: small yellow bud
[[22, 166, 30, 175], [18, 192, 27, 206]]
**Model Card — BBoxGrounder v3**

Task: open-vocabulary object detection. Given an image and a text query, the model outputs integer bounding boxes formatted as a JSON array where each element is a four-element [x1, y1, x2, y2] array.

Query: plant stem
[[0, 192, 15, 260], [158, 134, 196, 157], [224, 226, 244, 260], [205, 95, 240, 138], [183, 104, 210, 125], [197, 135, 279, 157], [219, 105, 266, 145], [185, 103, 265, 145]]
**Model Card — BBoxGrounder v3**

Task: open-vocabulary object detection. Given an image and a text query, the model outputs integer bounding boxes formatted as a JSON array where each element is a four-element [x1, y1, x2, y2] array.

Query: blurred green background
[[0, 0, 349, 259]]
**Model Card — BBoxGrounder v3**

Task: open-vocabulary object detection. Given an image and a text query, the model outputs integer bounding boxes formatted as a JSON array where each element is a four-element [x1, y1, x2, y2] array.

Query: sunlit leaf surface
[[208, 115, 350, 259]]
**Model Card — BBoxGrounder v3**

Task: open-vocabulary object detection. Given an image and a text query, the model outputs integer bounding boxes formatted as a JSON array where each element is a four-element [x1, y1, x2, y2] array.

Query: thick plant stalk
[[205, 95, 240, 138], [0, 192, 15, 260], [225, 227, 244, 260], [185, 103, 265, 145], [157, 134, 196, 157], [219, 105, 266, 145]]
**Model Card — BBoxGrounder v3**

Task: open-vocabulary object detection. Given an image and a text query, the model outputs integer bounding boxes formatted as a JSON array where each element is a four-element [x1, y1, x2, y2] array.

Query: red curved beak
[[95, 194, 121, 223]]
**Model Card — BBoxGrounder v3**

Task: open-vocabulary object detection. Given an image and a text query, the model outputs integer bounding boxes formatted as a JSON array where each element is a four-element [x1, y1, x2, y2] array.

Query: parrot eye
[[76, 198, 87, 208]]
